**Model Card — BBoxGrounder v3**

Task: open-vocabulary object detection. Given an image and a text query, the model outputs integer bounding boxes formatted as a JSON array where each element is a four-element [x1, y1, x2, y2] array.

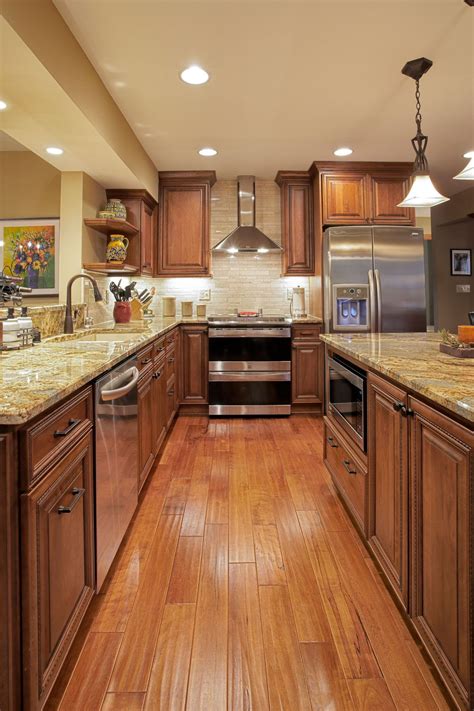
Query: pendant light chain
[[415, 79, 422, 134], [411, 77, 429, 174]]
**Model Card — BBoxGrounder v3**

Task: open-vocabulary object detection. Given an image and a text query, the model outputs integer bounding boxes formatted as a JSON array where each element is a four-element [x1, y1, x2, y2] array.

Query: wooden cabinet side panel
[[409, 398, 472, 705], [0, 432, 20, 711]]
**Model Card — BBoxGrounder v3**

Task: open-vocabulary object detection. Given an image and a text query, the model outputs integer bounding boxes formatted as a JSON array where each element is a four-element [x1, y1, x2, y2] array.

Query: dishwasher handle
[[101, 366, 139, 401]]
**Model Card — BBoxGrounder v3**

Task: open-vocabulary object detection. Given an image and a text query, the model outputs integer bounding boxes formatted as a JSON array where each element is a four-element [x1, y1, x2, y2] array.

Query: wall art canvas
[[450, 248, 472, 277], [0, 219, 60, 295]]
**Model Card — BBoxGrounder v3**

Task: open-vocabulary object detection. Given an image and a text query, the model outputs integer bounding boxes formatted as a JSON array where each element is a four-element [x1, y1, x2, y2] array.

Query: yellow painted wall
[[0, 150, 61, 219]]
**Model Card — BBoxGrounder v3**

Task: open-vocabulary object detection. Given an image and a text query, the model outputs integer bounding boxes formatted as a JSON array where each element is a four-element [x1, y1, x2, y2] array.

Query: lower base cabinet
[[409, 397, 473, 709], [152, 358, 167, 455], [21, 432, 95, 710], [138, 369, 155, 492], [180, 325, 208, 405], [291, 326, 323, 411]]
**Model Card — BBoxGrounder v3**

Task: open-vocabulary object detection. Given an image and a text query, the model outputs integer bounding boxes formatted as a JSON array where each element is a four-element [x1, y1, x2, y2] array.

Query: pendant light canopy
[[454, 154, 474, 180], [398, 57, 449, 208]]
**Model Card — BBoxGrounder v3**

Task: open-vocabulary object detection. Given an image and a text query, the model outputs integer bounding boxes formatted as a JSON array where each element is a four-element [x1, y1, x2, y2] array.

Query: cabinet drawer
[[153, 335, 166, 360], [137, 343, 154, 373], [292, 325, 321, 341], [166, 328, 179, 352], [22, 387, 93, 489], [324, 418, 367, 533], [166, 344, 176, 380]]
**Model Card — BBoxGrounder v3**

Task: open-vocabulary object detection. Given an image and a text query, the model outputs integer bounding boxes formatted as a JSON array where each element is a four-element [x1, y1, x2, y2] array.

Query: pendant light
[[454, 153, 474, 180], [398, 57, 449, 208]]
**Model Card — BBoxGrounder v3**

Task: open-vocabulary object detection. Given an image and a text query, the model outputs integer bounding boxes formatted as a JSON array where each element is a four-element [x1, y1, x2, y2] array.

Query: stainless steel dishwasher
[[95, 355, 139, 590]]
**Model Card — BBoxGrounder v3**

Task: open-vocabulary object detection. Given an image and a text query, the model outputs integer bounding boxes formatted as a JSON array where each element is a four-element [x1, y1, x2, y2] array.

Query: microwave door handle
[[368, 269, 377, 333], [374, 269, 382, 333], [101, 366, 139, 401]]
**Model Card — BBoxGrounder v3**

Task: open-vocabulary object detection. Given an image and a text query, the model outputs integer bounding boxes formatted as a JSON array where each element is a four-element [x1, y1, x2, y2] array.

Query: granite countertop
[[321, 332, 474, 425], [0, 314, 322, 425]]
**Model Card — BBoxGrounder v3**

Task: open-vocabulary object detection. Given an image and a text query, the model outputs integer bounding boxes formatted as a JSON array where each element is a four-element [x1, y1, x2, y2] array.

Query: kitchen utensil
[[469, 312, 474, 325], [138, 290, 151, 304], [109, 282, 121, 301]]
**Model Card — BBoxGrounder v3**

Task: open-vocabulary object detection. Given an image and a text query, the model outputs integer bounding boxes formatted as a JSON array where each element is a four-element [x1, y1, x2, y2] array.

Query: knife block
[[130, 298, 144, 321]]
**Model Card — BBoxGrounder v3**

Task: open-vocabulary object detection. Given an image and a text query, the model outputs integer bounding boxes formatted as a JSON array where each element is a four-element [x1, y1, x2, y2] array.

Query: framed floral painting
[[0, 219, 60, 295]]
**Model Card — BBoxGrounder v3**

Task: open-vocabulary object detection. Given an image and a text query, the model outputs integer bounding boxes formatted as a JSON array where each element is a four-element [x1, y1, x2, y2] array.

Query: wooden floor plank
[[348, 678, 397, 710], [143, 604, 195, 711], [108, 515, 182, 692], [229, 451, 255, 563], [299, 641, 354, 711], [206, 454, 229, 524], [162, 477, 191, 514], [181, 460, 210, 536], [166, 536, 203, 604], [259, 585, 312, 711], [228, 563, 270, 711], [101, 692, 145, 710], [186, 524, 228, 711], [58, 633, 122, 710], [253, 524, 286, 586]]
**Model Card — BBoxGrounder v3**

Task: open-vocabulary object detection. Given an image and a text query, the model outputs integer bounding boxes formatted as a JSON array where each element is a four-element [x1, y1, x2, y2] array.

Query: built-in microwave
[[327, 353, 367, 452]]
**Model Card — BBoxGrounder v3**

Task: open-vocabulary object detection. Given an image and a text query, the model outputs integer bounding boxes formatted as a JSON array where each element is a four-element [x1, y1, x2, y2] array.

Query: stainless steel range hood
[[212, 175, 282, 253]]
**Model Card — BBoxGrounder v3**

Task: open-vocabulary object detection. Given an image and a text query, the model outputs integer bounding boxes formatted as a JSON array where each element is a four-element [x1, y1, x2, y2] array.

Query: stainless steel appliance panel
[[209, 360, 291, 372], [327, 354, 366, 451], [95, 356, 139, 590], [373, 226, 426, 332]]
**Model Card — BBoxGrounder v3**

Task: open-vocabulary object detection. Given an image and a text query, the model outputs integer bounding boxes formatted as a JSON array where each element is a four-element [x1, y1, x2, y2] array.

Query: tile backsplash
[[88, 179, 310, 322]]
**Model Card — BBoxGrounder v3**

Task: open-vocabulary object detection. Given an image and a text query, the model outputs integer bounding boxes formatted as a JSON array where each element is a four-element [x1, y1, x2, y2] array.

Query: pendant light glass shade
[[397, 174, 450, 208], [453, 155, 474, 180]]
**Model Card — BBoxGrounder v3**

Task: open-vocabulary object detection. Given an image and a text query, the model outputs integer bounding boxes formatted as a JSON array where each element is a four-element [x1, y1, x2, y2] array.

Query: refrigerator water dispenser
[[333, 285, 369, 331]]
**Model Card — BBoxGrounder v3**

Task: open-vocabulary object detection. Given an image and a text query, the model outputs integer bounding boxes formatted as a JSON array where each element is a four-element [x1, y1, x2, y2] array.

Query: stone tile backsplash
[[88, 179, 310, 321]]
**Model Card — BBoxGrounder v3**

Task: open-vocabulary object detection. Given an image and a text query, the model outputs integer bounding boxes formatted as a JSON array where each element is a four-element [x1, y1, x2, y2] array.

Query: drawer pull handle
[[157, 346, 165, 352], [327, 436, 338, 448], [153, 370, 162, 380], [54, 418, 81, 438], [168, 357, 175, 364], [343, 459, 357, 475], [402, 406, 414, 417], [141, 358, 152, 365], [57, 487, 85, 514], [168, 389, 175, 396], [392, 402, 404, 413]]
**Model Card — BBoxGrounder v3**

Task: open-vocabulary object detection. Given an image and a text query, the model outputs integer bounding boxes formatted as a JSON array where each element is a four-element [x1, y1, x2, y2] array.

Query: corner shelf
[[83, 263, 139, 275], [83, 218, 139, 236]]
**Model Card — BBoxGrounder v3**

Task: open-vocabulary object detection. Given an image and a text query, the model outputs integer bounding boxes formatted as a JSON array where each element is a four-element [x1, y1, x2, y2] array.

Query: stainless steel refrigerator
[[323, 226, 426, 333]]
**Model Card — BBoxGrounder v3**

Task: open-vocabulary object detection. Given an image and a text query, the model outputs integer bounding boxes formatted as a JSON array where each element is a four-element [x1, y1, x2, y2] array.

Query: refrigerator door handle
[[368, 269, 377, 332], [374, 269, 382, 333]]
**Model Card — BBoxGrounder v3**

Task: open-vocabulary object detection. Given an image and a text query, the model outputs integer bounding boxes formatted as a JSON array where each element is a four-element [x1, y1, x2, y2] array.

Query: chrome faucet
[[64, 274, 103, 334]]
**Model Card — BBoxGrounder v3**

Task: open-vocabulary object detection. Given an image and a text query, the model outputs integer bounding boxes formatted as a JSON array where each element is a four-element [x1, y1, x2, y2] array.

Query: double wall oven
[[208, 316, 291, 415]]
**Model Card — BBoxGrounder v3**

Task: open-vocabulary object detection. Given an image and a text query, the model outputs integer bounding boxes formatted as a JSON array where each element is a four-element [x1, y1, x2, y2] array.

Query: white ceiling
[[54, 0, 474, 195]]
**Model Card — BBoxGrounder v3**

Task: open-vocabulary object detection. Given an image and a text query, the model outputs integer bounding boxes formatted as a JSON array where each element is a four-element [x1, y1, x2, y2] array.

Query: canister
[[162, 296, 176, 317], [181, 301, 193, 317], [196, 304, 207, 318]]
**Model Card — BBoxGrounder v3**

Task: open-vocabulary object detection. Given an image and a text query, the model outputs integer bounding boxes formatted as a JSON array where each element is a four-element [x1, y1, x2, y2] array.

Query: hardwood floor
[[46, 416, 449, 711]]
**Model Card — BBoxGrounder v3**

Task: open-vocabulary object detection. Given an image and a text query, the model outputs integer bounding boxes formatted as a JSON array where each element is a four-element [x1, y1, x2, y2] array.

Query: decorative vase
[[113, 301, 132, 324], [106, 235, 129, 264], [105, 199, 127, 220]]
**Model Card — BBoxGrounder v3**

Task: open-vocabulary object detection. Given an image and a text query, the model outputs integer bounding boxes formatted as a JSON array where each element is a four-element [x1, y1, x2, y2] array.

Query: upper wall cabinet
[[106, 189, 158, 276], [311, 162, 415, 226], [157, 171, 216, 277], [275, 171, 314, 276]]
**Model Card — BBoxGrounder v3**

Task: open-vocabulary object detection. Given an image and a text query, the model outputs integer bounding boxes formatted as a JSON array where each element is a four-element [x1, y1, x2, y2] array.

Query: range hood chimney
[[212, 176, 282, 253]]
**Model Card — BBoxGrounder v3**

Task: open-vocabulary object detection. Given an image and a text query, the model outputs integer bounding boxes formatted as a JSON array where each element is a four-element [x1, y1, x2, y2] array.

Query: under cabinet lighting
[[180, 65, 209, 85]]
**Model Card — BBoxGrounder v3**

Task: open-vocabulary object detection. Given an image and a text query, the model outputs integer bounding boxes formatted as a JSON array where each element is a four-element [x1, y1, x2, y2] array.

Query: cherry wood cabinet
[[321, 171, 368, 224], [152, 356, 167, 457], [370, 174, 413, 224], [275, 171, 314, 275], [367, 373, 409, 609], [157, 171, 216, 277], [409, 397, 473, 709], [180, 325, 208, 406], [21, 432, 95, 711], [106, 189, 158, 276], [138, 368, 155, 492], [291, 325, 323, 411]]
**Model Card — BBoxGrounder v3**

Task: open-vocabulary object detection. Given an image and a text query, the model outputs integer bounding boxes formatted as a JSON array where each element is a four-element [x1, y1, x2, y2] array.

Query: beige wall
[[431, 187, 474, 332], [0, 150, 61, 219]]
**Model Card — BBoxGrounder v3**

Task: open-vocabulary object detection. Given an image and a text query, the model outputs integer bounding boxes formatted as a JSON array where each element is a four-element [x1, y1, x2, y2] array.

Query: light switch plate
[[199, 289, 211, 301], [456, 284, 471, 293]]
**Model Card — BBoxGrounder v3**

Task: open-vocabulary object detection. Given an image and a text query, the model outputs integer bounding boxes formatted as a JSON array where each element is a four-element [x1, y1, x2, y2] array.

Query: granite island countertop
[[321, 332, 474, 425], [0, 314, 322, 425]]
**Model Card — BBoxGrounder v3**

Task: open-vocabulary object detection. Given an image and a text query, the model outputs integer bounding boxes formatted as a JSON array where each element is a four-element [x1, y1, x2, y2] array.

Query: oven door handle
[[327, 356, 364, 390], [209, 371, 290, 382], [208, 328, 291, 338], [100, 366, 139, 401]]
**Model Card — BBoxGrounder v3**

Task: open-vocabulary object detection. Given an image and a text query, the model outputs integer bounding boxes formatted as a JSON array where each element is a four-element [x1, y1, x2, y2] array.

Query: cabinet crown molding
[[309, 160, 414, 177], [105, 188, 157, 209], [275, 170, 311, 185], [158, 170, 217, 187]]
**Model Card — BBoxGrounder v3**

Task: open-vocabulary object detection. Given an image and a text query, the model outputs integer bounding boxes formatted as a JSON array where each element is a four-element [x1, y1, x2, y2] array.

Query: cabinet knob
[[392, 402, 404, 413], [153, 370, 162, 380], [342, 459, 357, 475], [327, 435, 338, 448], [141, 358, 152, 365]]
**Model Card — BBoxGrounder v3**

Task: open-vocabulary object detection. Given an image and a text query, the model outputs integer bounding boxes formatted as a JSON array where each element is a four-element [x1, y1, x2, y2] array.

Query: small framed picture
[[0, 218, 60, 295], [450, 248, 472, 277]]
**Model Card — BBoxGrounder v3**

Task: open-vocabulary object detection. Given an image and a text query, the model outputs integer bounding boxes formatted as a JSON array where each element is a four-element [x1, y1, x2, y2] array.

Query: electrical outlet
[[199, 289, 211, 301], [287, 289, 293, 301], [456, 284, 471, 293]]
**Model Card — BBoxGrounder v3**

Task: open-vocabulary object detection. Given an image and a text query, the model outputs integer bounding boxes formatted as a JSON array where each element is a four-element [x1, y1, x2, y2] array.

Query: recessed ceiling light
[[0, 100, 7, 111], [46, 146, 64, 155], [463, 150, 474, 158], [180, 65, 209, 85], [198, 147, 217, 157], [334, 147, 353, 157]]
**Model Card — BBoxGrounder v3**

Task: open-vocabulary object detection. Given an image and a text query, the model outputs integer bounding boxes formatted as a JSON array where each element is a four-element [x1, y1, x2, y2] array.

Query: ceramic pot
[[105, 199, 127, 220], [113, 301, 132, 324], [106, 235, 129, 264]]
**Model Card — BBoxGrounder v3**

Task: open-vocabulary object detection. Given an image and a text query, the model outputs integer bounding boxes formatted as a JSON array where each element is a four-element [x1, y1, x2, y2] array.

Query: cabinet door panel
[[158, 186, 209, 275], [291, 341, 323, 404], [153, 361, 167, 454], [410, 397, 472, 704], [140, 201, 155, 275], [322, 173, 367, 224], [280, 179, 314, 275], [21, 434, 94, 710], [367, 374, 408, 608], [181, 326, 208, 403], [370, 175, 414, 225], [138, 373, 155, 491]]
